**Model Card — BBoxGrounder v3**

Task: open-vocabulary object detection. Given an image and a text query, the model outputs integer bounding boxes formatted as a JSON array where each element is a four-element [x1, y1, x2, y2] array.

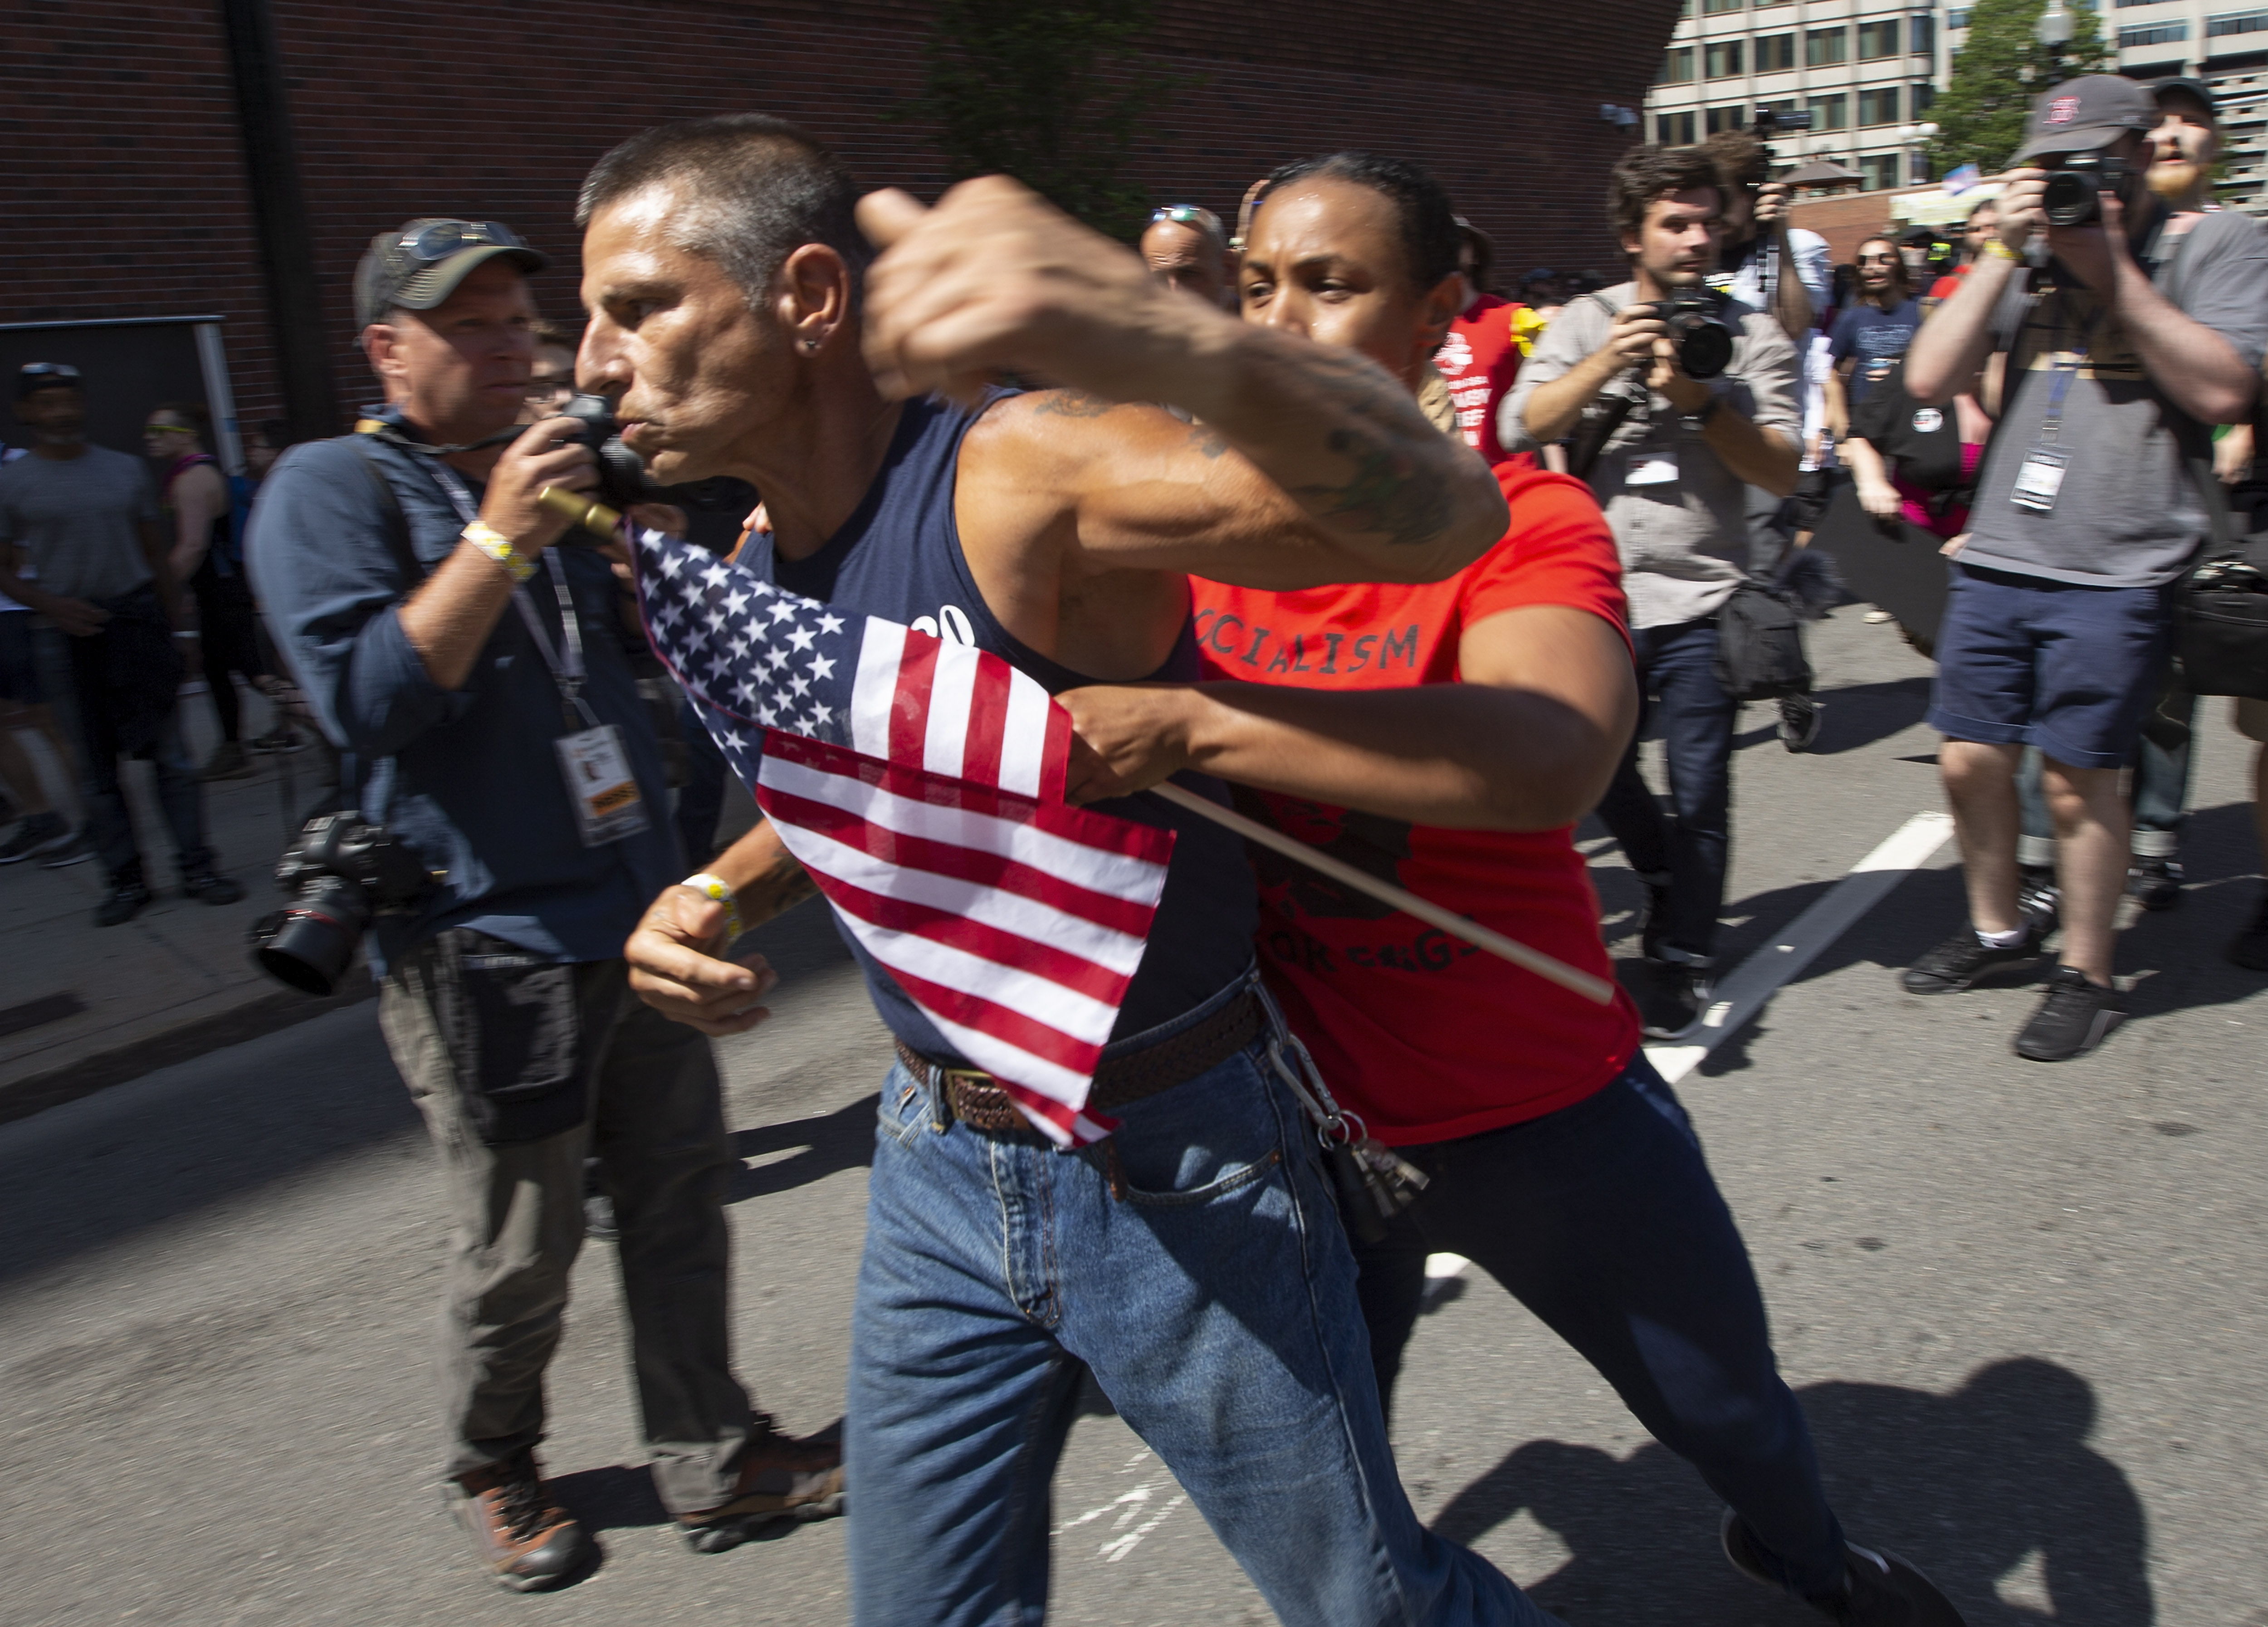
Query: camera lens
[[249, 875, 371, 997], [1677, 322, 1736, 382], [2041, 172, 2100, 228]]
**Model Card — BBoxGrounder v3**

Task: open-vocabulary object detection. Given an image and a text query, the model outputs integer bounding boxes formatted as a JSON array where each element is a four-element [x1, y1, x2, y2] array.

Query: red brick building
[[4, 0, 1678, 448]]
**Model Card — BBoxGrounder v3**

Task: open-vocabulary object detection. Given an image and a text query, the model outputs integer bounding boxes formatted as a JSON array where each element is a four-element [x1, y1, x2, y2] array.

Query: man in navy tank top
[[587, 116, 1548, 1626]]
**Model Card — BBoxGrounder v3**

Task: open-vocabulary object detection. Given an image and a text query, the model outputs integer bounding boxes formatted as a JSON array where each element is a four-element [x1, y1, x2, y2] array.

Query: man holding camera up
[[1505, 145, 1800, 1036], [1903, 78, 2268, 1060], [249, 220, 841, 1593]]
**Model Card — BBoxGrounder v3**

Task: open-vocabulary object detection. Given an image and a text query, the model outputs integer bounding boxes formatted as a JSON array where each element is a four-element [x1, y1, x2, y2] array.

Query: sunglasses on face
[[1857, 253, 1897, 264], [143, 423, 194, 436], [398, 220, 528, 265]]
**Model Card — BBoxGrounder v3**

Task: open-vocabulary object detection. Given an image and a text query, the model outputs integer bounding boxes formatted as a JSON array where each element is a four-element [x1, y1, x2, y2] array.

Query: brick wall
[[1788, 189, 1909, 266], [2, 0, 1679, 427]]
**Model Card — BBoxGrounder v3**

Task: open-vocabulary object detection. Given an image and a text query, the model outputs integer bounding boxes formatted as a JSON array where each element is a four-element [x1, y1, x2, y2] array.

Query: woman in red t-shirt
[[1057, 154, 1966, 1625]]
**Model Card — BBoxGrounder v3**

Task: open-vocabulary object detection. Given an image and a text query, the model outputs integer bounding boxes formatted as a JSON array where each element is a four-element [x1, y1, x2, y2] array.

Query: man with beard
[[603, 116, 1541, 1626], [1902, 77, 2268, 1059], [1823, 235, 1922, 441]]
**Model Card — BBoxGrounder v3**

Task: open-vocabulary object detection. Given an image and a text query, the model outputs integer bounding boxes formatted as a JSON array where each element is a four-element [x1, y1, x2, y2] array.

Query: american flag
[[631, 528, 1177, 1145]]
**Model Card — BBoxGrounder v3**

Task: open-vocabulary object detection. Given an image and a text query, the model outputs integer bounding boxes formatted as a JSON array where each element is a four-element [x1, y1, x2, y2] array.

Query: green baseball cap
[[354, 218, 547, 328]]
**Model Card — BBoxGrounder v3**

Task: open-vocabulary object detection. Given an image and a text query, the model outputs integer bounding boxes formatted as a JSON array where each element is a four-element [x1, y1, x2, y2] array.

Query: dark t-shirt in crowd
[[1851, 358, 1966, 493], [1829, 297, 1924, 409]]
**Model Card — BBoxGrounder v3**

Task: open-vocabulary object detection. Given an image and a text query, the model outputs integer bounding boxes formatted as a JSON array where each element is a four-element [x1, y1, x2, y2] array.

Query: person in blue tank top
[[587, 115, 1545, 1627]]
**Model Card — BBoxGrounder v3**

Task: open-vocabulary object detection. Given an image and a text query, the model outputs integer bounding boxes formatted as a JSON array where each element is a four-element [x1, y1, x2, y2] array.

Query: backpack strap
[[346, 435, 430, 586]]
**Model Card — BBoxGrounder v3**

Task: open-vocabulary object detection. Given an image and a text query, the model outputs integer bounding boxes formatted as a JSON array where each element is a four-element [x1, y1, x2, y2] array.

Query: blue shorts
[[1927, 562, 2172, 770], [0, 612, 40, 705]]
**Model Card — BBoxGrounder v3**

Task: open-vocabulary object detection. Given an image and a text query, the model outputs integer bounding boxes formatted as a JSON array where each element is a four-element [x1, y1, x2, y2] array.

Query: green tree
[[897, 0, 1187, 240], [1929, 0, 2114, 176]]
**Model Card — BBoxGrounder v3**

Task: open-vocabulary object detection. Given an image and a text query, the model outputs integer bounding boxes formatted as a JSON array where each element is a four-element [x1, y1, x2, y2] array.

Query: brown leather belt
[[894, 989, 1262, 1138]]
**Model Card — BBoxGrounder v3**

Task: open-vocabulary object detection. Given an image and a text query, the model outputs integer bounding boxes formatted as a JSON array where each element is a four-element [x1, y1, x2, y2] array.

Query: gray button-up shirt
[[1502, 283, 1799, 630]]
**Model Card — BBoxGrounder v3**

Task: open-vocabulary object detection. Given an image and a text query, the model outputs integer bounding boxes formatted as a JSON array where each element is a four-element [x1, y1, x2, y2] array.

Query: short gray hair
[[577, 114, 870, 309]]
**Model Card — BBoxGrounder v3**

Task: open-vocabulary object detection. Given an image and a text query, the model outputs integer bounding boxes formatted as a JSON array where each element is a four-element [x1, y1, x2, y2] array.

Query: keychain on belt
[[1253, 981, 1428, 1243]]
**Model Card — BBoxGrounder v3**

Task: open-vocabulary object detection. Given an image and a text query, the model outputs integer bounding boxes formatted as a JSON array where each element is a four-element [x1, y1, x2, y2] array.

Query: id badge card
[[2010, 446, 2069, 513], [1626, 450, 1680, 487], [556, 724, 650, 847]]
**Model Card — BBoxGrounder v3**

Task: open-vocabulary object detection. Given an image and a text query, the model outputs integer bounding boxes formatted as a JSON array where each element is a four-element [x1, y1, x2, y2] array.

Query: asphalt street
[[3, 609, 2264, 1627]]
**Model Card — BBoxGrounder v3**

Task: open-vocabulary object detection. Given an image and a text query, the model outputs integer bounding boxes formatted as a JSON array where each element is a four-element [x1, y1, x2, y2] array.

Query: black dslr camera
[[249, 811, 440, 996], [557, 392, 658, 515], [2041, 152, 2130, 227], [1657, 289, 1737, 381]]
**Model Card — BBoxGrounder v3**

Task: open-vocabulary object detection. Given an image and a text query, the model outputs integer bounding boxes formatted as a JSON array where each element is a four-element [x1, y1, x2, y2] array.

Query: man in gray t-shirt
[[1902, 74, 2268, 1062], [0, 365, 240, 925]]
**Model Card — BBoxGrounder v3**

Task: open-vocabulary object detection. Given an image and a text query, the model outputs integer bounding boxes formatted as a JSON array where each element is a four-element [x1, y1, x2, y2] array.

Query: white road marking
[[1054, 1447, 1190, 1562], [1644, 811, 1954, 1086]]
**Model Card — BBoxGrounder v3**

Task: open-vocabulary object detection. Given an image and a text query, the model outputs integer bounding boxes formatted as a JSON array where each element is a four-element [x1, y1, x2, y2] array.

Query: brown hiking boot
[[676, 1415, 846, 1554], [446, 1450, 595, 1592]]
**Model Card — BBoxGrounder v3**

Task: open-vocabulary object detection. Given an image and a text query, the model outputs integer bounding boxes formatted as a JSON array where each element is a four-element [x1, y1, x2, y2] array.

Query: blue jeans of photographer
[[1593, 617, 1737, 960], [844, 972, 1555, 1627]]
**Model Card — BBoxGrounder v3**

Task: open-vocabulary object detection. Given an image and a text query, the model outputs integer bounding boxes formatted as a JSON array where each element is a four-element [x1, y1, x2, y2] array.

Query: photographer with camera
[[248, 219, 841, 1593], [1901, 77, 2268, 1060], [1703, 128, 1830, 346], [1505, 144, 1800, 1037]]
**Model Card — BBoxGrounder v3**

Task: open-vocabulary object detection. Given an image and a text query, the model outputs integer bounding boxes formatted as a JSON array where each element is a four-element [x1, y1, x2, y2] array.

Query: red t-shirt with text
[[1436, 294, 1526, 465], [1193, 463, 1642, 1146]]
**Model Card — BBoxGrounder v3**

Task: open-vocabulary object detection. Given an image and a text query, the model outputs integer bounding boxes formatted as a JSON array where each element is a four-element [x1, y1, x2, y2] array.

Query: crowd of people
[[13, 68, 2261, 1627]]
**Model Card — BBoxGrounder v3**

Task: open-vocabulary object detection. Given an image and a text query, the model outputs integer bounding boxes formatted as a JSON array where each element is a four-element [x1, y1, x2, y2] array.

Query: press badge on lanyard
[[2013, 344, 2087, 515], [430, 465, 650, 847]]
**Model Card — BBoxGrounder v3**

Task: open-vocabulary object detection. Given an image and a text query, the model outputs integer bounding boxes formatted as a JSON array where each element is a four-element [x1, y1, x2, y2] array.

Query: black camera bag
[[1714, 580, 1813, 702]]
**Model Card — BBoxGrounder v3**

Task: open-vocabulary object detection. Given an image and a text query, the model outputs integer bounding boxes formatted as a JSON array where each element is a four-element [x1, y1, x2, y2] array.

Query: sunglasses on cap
[[397, 220, 529, 265], [1149, 205, 1220, 228], [18, 362, 81, 387]]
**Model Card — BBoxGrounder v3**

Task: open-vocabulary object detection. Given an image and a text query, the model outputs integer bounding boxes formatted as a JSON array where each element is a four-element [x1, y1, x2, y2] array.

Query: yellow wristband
[[683, 871, 744, 942], [1981, 238, 2020, 263], [462, 521, 536, 583]]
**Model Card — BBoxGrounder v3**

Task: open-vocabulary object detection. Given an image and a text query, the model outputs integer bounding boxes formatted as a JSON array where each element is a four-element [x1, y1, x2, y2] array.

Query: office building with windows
[[1649, 0, 2262, 211], [1646, 0, 1952, 191]]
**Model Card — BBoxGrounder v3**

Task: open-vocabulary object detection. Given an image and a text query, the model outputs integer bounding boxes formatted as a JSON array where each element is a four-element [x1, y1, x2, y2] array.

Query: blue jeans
[[1351, 1054, 1846, 1598], [1593, 617, 1736, 959], [846, 975, 1556, 1627]]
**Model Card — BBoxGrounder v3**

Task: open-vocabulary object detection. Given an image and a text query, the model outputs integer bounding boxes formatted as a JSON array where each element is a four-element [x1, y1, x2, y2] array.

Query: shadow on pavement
[[1434, 1358, 2150, 1627], [729, 1093, 877, 1203]]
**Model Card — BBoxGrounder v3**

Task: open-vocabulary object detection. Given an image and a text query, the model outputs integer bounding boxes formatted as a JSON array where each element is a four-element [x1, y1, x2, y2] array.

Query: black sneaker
[[181, 869, 245, 906], [94, 879, 152, 928], [1778, 693, 1824, 753], [2016, 865, 2060, 934], [1634, 960, 1715, 1039], [1899, 923, 2044, 995], [0, 811, 70, 865], [1722, 1512, 1966, 1626], [2229, 888, 2268, 972], [38, 831, 93, 869], [2125, 857, 2184, 912], [2014, 965, 2126, 1061]]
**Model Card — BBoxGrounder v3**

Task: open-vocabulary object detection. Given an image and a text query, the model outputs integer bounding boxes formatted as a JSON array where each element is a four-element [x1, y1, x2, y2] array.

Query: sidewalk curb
[[0, 971, 376, 1129]]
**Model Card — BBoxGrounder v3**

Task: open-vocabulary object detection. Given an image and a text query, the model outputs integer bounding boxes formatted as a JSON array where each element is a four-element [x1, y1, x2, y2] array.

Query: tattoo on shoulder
[[1031, 390, 1126, 420]]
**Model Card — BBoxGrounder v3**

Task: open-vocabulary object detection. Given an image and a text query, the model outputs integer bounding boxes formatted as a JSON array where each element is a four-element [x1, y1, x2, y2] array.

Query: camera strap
[[425, 461, 599, 730]]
